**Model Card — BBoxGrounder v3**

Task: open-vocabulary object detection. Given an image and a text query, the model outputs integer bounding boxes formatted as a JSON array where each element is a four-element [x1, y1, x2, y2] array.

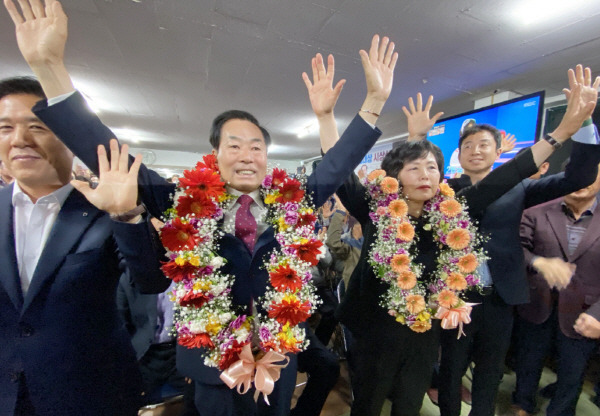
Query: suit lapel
[[22, 191, 101, 312], [253, 226, 275, 256], [570, 203, 600, 262], [0, 185, 24, 311], [546, 204, 570, 259]]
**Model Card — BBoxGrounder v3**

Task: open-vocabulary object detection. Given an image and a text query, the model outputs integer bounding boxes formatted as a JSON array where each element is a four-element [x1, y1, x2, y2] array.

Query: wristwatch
[[543, 134, 562, 149]]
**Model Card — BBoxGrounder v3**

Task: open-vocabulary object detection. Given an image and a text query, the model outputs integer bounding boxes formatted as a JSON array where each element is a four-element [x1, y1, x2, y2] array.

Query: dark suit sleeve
[[457, 147, 538, 215], [112, 218, 170, 294], [116, 274, 135, 335], [337, 173, 371, 226], [32, 92, 176, 219], [520, 207, 538, 271], [307, 115, 381, 208], [523, 141, 600, 209]]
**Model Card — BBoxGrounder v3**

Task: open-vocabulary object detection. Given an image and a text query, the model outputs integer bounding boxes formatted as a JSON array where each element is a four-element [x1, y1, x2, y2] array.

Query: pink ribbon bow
[[219, 344, 290, 405], [435, 302, 478, 339]]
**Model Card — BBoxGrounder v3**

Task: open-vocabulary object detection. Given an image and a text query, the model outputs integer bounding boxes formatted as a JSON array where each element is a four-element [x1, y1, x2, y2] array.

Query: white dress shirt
[[12, 182, 73, 295], [222, 187, 269, 241]]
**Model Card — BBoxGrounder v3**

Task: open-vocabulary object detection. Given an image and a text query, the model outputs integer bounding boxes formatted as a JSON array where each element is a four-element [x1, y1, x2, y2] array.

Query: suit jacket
[[117, 271, 161, 360], [448, 141, 600, 305], [33, 92, 382, 392], [0, 186, 168, 415], [517, 198, 600, 339], [336, 147, 539, 339]]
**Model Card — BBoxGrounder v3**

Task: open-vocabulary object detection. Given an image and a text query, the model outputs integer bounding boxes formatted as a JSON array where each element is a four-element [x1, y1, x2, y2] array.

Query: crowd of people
[[1, 1, 600, 416]]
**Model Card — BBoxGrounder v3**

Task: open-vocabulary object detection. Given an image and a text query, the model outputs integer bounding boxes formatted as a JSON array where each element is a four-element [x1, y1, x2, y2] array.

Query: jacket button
[[20, 325, 33, 337]]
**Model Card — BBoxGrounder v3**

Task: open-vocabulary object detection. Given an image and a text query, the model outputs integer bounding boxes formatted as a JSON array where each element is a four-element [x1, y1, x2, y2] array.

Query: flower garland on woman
[[159, 154, 323, 376], [364, 169, 486, 333]]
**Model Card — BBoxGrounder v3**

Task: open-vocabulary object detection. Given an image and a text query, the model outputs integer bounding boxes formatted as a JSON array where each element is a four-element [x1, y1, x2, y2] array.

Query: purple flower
[[284, 202, 299, 212], [259, 326, 272, 342], [369, 212, 379, 222], [230, 315, 247, 330], [284, 210, 299, 225], [458, 220, 469, 228], [282, 246, 296, 256], [262, 175, 273, 189]]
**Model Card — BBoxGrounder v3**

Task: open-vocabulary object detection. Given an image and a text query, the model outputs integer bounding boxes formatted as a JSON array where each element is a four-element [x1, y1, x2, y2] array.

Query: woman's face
[[398, 152, 440, 203]]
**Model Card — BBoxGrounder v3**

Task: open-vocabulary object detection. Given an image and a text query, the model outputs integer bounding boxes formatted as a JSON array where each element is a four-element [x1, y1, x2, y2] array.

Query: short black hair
[[381, 140, 444, 180], [0, 76, 46, 101], [209, 110, 271, 149], [458, 124, 501, 150]]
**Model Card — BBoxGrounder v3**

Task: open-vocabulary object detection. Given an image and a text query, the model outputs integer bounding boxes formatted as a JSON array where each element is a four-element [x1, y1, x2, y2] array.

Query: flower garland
[[365, 169, 487, 333], [159, 154, 323, 373]]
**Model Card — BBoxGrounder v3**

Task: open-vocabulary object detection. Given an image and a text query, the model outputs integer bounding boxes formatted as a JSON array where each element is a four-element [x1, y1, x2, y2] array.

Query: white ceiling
[[2, 0, 600, 164]]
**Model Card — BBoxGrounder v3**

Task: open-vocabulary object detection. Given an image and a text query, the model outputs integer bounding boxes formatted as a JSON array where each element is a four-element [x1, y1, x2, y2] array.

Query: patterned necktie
[[235, 194, 257, 253]]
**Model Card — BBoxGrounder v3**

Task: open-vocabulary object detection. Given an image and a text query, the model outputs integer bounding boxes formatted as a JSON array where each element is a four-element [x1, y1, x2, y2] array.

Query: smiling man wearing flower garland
[[308, 76, 600, 415], [4, 1, 399, 414]]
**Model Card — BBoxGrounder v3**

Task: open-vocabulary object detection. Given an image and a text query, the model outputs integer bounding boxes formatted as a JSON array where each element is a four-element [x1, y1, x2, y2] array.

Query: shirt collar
[[12, 181, 74, 207], [561, 198, 598, 218], [227, 186, 264, 208]]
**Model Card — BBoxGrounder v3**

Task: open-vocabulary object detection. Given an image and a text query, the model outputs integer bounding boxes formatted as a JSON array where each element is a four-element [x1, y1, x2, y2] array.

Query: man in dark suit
[[402, 78, 600, 415], [511, 173, 600, 416], [0, 76, 167, 415], [4, 2, 398, 414]]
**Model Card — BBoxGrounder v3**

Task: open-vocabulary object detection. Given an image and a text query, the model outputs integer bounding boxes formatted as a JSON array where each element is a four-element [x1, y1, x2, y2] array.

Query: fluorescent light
[[512, 0, 590, 25]]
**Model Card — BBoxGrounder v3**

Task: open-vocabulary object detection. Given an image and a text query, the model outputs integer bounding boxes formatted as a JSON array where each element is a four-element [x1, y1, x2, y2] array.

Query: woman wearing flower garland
[[306, 60, 597, 413]]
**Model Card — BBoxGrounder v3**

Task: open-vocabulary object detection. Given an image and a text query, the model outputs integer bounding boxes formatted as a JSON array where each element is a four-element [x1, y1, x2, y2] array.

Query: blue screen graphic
[[427, 92, 544, 178]]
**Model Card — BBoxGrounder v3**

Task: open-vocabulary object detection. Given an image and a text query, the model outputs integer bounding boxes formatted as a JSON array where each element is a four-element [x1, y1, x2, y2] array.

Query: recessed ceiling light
[[512, 0, 590, 25]]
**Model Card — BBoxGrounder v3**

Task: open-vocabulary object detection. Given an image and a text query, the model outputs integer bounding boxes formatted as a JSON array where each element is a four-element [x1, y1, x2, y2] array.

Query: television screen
[[427, 91, 545, 178]]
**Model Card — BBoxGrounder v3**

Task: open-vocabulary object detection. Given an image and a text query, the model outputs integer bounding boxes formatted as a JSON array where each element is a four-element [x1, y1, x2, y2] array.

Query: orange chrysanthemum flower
[[396, 269, 417, 290], [457, 253, 478, 273], [176, 193, 218, 218], [178, 333, 215, 350], [367, 169, 386, 181], [437, 289, 459, 309], [391, 253, 411, 273], [389, 199, 408, 218], [179, 168, 225, 199], [194, 154, 219, 172], [439, 182, 455, 197], [446, 228, 471, 250], [290, 239, 323, 266], [160, 218, 199, 251], [405, 294, 426, 314], [269, 264, 303, 292], [276, 179, 305, 203], [381, 177, 399, 194], [410, 320, 432, 333], [268, 298, 311, 327], [446, 272, 468, 291], [439, 199, 462, 218], [396, 222, 415, 242]]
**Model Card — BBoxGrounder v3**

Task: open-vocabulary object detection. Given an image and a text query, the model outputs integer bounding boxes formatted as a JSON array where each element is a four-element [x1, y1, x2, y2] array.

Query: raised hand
[[71, 139, 143, 216], [360, 35, 398, 103], [499, 133, 517, 154], [553, 64, 600, 142], [302, 53, 346, 119], [402, 93, 444, 141], [4, 0, 74, 97]]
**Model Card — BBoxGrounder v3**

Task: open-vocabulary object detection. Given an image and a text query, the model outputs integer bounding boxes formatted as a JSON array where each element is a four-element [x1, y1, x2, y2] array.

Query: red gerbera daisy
[[268, 298, 311, 327], [160, 218, 199, 251], [179, 168, 225, 199], [194, 154, 219, 172], [276, 179, 305, 203], [269, 264, 303, 292], [297, 212, 317, 228], [176, 193, 218, 218], [271, 168, 288, 189], [161, 260, 198, 283], [290, 239, 323, 266], [180, 290, 211, 308], [178, 333, 215, 349], [218, 340, 247, 370]]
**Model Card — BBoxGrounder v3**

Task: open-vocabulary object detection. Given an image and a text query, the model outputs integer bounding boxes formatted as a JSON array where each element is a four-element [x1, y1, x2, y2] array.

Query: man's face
[[0, 93, 73, 194], [458, 130, 501, 176], [213, 118, 267, 193]]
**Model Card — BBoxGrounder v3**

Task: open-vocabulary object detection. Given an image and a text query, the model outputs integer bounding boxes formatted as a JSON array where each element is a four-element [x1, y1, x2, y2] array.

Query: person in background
[[511, 168, 600, 416]]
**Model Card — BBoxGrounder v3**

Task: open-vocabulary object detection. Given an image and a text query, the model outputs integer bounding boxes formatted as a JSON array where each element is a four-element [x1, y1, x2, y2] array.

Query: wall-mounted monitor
[[427, 91, 545, 178]]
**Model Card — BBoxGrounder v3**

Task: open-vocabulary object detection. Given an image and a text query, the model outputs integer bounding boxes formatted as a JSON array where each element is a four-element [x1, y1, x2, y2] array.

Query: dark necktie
[[235, 194, 257, 253]]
